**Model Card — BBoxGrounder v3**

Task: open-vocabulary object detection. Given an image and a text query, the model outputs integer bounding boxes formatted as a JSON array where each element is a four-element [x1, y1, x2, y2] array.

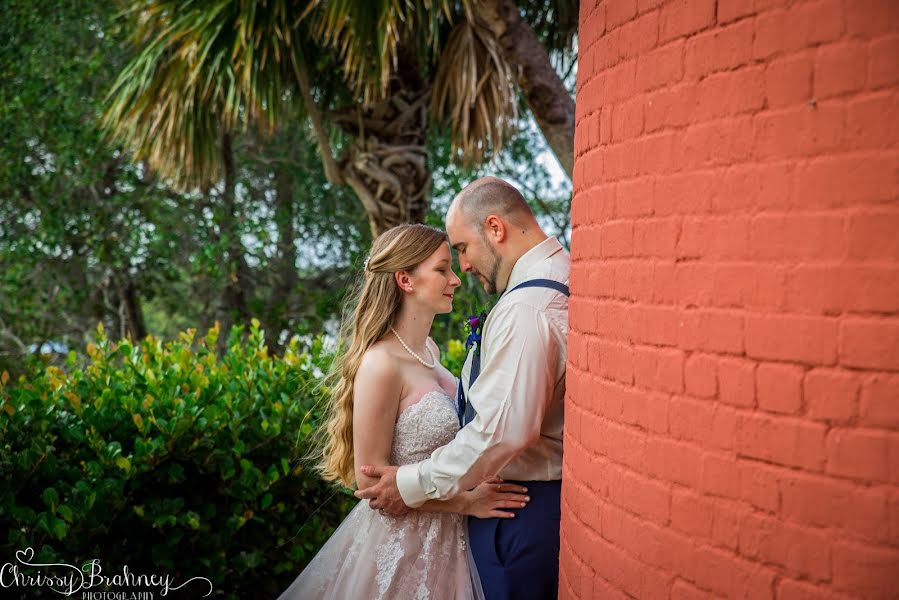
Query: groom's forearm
[[396, 432, 528, 507]]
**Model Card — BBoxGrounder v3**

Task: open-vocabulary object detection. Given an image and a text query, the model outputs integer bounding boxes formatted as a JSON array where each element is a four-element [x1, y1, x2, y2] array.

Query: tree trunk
[[218, 132, 251, 336], [474, 0, 575, 179], [117, 278, 147, 340], [265, 164, 299, 352], [335, 46, 430, 236]]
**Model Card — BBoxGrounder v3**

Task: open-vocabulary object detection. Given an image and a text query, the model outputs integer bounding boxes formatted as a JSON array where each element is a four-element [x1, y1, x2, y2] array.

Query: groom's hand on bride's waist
[[355, 465, 410, 516]]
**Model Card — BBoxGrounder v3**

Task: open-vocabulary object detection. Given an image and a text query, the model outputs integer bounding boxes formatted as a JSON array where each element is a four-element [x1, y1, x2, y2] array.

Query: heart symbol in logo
[[15, 547, 35, 564]]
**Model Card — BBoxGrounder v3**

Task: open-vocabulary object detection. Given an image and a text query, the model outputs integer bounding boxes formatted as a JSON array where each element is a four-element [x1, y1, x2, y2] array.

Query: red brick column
[[563, 1, 899, 598]]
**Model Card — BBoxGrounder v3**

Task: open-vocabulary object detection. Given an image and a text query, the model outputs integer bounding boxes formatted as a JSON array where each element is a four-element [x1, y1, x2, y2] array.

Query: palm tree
[[314, 0, 577, 171], [103, 0, 576, 236]]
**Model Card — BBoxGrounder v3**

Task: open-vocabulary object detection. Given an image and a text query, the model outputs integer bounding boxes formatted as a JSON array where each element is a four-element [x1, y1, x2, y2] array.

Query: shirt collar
[[503, 236, 564, 293]]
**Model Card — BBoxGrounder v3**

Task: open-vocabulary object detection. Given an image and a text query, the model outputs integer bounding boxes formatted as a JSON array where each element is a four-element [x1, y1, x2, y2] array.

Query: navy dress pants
[[467, 480, 561, 600]]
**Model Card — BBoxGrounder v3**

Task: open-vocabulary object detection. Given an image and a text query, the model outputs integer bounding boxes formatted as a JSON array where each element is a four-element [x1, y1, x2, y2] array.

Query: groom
[[355, 177, 569, 599]]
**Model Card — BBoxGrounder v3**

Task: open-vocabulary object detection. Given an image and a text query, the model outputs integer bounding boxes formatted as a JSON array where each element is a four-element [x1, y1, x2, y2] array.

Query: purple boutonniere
[[465, 311, 488, 353]]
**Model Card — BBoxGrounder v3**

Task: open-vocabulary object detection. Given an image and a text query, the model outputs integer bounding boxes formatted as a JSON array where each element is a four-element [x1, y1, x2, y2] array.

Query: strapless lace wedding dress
[[277, 390, 484, 599]]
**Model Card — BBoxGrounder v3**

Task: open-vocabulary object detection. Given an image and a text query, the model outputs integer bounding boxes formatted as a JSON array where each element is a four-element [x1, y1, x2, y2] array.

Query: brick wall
[[563, 1, 899, 598]]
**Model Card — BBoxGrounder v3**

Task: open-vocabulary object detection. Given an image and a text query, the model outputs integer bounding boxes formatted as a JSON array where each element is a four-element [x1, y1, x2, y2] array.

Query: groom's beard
[[482, 247, 502, 295]]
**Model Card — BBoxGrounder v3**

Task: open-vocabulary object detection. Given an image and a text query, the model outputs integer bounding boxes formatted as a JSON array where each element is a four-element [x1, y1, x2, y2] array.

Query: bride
[[278, 224, 530, 600]]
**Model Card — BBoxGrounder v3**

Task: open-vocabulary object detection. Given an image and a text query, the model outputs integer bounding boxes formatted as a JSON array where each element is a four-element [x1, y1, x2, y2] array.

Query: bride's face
[[407, 242, 461, 314]]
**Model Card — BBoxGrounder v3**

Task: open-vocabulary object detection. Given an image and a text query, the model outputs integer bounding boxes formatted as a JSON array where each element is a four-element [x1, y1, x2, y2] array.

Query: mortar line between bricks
[[735, 450, 899, 489], [559, 533, 605, 598], [571, 392, 899, 490], [563, 489, 677, 597]]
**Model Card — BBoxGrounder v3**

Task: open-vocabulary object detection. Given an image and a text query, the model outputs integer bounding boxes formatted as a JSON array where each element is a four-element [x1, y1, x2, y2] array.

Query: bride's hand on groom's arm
[[463, 477, 530, 519], [355, 465, 410, 516]]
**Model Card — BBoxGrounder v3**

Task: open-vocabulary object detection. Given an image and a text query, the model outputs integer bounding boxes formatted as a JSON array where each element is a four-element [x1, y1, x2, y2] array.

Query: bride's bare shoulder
[[355, 341, 400, 382], [353, 343, 404, 409]]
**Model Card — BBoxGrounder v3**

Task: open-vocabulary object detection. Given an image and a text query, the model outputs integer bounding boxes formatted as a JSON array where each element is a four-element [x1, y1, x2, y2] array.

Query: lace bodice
[[390, 390, 459, 466]]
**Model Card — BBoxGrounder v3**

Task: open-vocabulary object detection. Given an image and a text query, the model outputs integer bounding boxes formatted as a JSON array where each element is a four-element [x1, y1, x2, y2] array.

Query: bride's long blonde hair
[[315, 223, 448, 487]]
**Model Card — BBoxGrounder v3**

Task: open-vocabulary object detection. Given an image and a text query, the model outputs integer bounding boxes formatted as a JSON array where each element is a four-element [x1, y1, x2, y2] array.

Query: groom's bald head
[[445, 177, 547, 294], [447, 176, 536, 230]]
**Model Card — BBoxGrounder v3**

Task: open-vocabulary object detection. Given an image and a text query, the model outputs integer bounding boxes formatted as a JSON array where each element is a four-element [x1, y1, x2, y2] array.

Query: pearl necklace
[[390, 327, 436, 369]]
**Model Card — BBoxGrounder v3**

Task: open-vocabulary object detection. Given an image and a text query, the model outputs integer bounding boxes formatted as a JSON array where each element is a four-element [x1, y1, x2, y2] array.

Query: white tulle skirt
[[278, 500, 484, 600]]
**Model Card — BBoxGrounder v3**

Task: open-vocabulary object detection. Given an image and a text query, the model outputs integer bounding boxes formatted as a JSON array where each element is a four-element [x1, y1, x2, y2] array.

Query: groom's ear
[[484, 215, 507, 243], [394, 270, 414, 294]]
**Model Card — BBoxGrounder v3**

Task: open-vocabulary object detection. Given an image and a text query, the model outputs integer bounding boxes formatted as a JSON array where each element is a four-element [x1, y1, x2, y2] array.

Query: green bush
[[0, 321, 355, 599]]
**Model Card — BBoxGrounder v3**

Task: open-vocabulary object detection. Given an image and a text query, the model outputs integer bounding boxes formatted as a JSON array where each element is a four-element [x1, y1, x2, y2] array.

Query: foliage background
[[1, 322, 358, 599]]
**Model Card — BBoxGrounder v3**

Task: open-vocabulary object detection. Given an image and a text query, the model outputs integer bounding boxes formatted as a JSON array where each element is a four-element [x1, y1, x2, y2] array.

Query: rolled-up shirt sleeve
[[396, 302, 556, 506]]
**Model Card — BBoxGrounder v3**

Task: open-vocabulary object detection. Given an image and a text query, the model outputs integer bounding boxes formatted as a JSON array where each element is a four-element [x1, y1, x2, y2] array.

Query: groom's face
[[447, 215, 502, 295]]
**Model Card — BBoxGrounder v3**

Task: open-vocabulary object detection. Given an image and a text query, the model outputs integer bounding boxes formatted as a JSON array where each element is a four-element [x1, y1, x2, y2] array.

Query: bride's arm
[[419, 496, 469, 513], [352, 348, 402, 490], [418, 478, 530, 518]]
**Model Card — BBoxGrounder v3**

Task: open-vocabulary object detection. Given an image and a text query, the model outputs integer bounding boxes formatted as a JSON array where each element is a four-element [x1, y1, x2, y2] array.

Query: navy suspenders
[[503, 278, 571, 297], [456, 279, 570, 426]]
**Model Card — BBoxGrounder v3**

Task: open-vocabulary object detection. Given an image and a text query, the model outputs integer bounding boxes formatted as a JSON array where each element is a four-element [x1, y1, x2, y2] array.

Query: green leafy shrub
[[0, 321, 355, 599], [442, 338, 468, 377]]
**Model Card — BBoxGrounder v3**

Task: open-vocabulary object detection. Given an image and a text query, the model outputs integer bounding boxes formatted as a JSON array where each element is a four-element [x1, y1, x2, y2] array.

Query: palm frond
[[430, 20, 517, 165], [103, 0, 316, 189], [309, 0, 463, 104]]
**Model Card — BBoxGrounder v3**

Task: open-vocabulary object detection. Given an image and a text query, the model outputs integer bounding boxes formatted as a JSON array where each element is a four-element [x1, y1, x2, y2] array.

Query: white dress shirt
[[396, 236, 570, 507]]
